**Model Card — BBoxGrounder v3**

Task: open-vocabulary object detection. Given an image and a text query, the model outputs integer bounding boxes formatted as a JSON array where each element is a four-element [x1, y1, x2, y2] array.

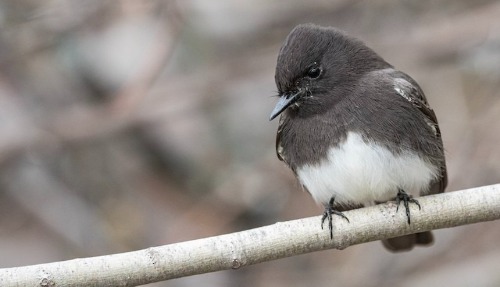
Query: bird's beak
[[269, 90, 303, 121]]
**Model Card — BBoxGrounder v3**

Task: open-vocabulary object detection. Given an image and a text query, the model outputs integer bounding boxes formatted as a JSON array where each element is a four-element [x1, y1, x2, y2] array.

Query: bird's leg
[[396, 189, 421, 224], [321, 197, 350, 239]]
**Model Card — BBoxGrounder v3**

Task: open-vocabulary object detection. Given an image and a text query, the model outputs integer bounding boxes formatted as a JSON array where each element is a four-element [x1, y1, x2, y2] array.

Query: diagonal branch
[[1, 184, 499, 287]]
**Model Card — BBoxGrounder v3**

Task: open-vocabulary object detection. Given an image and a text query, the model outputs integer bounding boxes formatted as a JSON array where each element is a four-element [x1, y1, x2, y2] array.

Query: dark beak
[[269, 91, 303, 121]]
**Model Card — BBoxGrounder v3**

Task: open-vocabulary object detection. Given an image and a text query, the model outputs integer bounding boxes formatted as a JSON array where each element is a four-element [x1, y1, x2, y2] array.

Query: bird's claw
[[321, 197, 349, 239], [396, 189, 421, 224]]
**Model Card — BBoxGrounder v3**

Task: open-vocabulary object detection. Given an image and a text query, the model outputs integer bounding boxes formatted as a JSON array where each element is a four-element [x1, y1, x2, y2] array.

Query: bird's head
[[269, 24, 390, 121]]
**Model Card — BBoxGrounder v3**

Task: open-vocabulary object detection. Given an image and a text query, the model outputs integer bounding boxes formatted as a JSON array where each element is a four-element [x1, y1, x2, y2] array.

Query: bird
[[269, 24, 447, 252]]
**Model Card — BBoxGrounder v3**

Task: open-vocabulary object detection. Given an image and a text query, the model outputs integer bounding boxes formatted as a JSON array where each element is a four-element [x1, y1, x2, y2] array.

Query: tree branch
[[1, 184, 499, 286]]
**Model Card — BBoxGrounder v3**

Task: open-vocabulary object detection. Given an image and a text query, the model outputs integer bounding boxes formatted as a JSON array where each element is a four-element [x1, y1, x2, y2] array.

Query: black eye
[[307, 66, 322, 79]]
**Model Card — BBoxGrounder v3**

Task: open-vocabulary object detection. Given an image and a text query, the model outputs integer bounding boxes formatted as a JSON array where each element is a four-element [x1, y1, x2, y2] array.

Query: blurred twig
[[109, 0, 185, 115], [0, 158, 111, 253], [1, 184, 499, 286], [0, 1, 187, 165]]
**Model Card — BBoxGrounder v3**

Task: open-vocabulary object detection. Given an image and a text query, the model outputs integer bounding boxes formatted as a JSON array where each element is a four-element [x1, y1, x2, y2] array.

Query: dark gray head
[[270, 24, 391, 120]]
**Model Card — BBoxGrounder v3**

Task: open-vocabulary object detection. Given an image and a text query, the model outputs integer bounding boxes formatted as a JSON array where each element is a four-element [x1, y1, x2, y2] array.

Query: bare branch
[[1, 184, 499, 287]]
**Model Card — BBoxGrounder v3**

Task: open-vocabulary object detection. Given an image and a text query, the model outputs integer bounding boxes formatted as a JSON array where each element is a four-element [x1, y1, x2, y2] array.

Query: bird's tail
[[381, 231, 434, 252]]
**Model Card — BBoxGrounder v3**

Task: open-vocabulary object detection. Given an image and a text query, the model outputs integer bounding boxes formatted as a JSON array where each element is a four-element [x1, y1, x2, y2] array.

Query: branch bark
[[1, 184, 499, 287]]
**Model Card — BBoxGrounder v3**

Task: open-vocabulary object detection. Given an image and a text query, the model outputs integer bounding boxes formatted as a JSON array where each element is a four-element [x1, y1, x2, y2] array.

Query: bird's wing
[[391, 72, 448, 194], [393, 78, 438, 135]]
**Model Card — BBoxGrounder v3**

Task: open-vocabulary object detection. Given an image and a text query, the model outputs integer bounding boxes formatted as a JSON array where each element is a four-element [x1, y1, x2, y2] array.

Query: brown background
[[0, 1, 499, 286]]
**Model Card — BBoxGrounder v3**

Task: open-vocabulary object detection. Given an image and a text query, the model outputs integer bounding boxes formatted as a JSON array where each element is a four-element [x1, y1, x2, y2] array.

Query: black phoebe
[[270, 24, 447, 252]]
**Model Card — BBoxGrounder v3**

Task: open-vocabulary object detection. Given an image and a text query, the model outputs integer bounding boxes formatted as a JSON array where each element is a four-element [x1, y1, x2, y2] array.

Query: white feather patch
[[296, 132, 439, 205]]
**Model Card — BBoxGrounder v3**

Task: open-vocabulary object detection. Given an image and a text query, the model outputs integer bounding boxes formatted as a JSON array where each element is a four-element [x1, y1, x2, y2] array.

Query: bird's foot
[[396, 189, 421, 224], [321, 197, 350, 239]]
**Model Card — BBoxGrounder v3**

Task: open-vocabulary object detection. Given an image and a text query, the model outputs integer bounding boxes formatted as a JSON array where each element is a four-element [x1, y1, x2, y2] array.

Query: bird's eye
[[307, 66, 322, 79]]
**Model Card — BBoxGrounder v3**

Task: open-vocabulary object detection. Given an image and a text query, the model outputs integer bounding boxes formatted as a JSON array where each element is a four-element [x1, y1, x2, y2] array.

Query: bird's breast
[[296, 131, 440, 206]]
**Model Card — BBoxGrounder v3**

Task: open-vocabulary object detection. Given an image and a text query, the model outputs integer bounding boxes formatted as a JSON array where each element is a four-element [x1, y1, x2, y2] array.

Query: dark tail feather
[[381, 231, 434, 252]]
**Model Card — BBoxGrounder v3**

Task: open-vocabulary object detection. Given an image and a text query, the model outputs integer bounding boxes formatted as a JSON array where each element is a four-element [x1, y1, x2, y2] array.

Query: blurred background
[[0, 0, 499, 286]]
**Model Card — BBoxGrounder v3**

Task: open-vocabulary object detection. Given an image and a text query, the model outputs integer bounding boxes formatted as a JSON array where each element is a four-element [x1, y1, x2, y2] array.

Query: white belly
[[296, 132, 439, 205]]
